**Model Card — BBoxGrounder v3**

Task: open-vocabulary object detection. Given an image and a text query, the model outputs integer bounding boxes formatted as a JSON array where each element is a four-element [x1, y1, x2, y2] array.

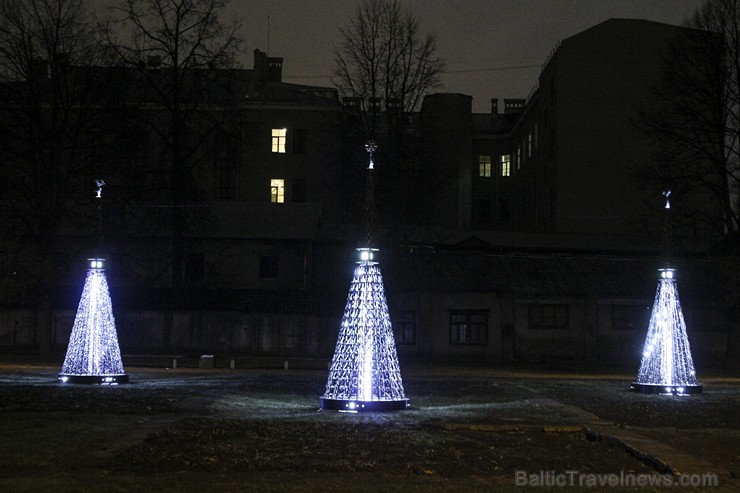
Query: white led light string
[[59, 180, 127, 384], [60, 263, 125, 378], [632, 190, 701, 394], [323, 263, 406, 403], [636, 276, 698, 388]]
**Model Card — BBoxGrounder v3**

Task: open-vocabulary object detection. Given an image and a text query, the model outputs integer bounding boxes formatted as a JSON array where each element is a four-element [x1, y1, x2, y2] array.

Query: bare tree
[[335, 0, 442, 133], [636, 0, 740, 368], [102, 0, 242, 349], [334, 0, 443, 242], [0, 0, 111, 355], [639, 0, 739, 238]]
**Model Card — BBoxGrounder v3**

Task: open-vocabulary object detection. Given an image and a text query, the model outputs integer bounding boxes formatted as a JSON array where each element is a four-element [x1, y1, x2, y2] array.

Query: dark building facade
[[453, 18, 724, 239], [0, 22, 735, 368]]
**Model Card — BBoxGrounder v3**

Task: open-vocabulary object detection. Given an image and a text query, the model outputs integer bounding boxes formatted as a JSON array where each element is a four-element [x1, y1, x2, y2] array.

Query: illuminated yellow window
[[271, 128, 286, 153], [270, 179, 285, 203], [478, 156, 491, 177], [501, 155, 511, 177]]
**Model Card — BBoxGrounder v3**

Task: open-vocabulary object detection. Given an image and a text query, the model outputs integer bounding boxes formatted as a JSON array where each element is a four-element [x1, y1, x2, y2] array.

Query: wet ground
[[0, 363, 738, 492]]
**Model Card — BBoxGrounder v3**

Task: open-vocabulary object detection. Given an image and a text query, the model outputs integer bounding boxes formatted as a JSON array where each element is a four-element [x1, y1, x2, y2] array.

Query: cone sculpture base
[[630, 382, 702, 395], [58, 374, 129, 385], [320, 397, 410, 412]]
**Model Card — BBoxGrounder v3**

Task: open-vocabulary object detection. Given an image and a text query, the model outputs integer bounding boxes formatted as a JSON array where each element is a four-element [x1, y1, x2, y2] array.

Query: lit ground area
[[0, 365, 738, 492]]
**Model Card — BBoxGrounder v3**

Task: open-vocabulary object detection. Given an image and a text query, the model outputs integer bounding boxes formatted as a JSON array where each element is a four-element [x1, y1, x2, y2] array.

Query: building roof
[[1, 62, 339, 108], [563, 17, 684, 45]]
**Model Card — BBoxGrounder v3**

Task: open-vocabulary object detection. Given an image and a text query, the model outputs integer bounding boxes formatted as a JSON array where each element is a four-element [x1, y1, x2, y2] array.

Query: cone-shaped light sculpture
[[631, 191, 701, 395], [320, 142, 409, 411], [59, 180, 128, 384]]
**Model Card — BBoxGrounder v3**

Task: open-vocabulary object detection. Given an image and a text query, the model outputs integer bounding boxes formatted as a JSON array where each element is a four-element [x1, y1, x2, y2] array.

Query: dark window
[[528, 304, 568, 330], [284, 325, 303, 354], [214, 129, 238, 199], [611, 305, 649, 331], [293, 128, 307, 154], [120, 126, 149, 170], [550, 74, 556, 100], [293, 178, 306, 203], [184, 253, 204, 284], [477, 199, 491, 226], [0, 170, 7, 201], [499, 199, 510, 223], [550, 128, 556, 159], [0, 256, 11, 278], [449, 311, 488, 345], [395, 312, 416, 345], [259, 255, 279, 279], [214, 162, 235, 199]]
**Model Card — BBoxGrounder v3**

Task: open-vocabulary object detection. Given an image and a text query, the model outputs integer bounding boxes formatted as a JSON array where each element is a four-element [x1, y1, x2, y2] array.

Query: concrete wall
[[0, 286, 731, 368], [391, 292, 730, 367], [37, 308, 337, 357]]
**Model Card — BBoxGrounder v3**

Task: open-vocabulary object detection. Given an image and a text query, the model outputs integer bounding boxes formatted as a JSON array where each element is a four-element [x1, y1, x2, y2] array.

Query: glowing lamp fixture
[[357, 247, 378, 263], [95, 179, 105, 199], [631, 267, 701, 395], [320, 247, 409, 411], [58, 258, 129, 385], [365, 140, 377, 170]]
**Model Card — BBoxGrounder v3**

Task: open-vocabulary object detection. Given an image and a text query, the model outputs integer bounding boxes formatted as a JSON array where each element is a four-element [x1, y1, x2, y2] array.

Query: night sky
[[98, 0, 707, 113], [233, 0, 705, 112]]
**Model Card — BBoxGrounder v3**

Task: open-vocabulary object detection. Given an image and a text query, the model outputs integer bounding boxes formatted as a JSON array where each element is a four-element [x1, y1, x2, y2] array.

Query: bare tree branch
[[334, 0, 444, 241], [636, 0, 740, 237], [0, 0, 113, 355]]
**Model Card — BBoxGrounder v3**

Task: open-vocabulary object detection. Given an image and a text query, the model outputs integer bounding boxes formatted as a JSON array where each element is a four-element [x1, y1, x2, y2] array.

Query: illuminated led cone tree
[[320, 142, 409, 411], [59, 180, 128, 384], [631, 191, 701, 395]]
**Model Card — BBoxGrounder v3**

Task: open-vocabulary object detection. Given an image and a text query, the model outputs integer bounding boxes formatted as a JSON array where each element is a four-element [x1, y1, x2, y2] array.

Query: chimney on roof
[[491, 98, 499, 115], [254, 49, 283, 82], [342, 96, 362, 108], [504, 98, 525, 114]]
